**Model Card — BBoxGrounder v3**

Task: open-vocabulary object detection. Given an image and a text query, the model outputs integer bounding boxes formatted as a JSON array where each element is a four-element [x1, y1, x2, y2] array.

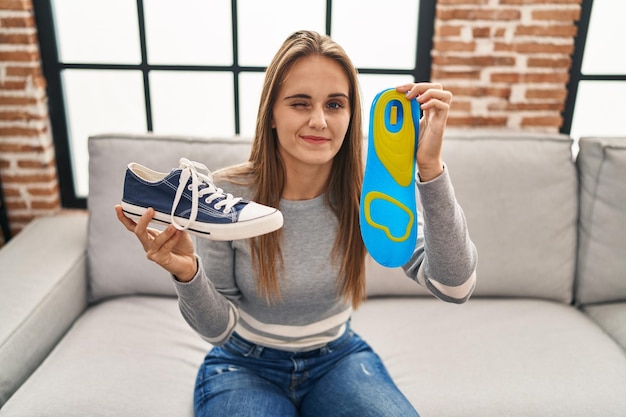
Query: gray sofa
[[1, 131, 625, 416]]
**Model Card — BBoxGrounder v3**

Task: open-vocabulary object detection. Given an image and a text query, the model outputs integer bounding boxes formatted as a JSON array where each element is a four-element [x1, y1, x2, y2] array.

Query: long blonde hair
[[226, 30, 366, 307]]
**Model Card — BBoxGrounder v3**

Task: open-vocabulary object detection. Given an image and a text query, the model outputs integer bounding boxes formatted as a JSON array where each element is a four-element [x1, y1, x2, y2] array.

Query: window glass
[[149, 71, 235, 137], [570, 81, 626, 140], [237, 0, 325, 67], [581, 0, 626, 75], [144, 0, 232, 65], [332, 0, 419, 69], [358, 74, 416, 133], [62, 70, 146, 196], [239, 72, 266, 138], [52, 0, 140, 64]]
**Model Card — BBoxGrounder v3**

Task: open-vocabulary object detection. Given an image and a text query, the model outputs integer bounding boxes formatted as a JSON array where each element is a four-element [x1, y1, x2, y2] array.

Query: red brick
[[432, 55, 516, 67], [0, 142, 47, 153], [0, 33, 38, 44], [1, 171, 57, 184], [0, 16, 35, 28], [0, 111, 45, 121], [450, 100, 472, 112], [0, 80, 27, 90], [0, 51, 40, 62], [532, 8, 581, 22], [501, 0, 580, 3], [472, 27, 491, 38], [494, 41, 574, 54], [528, 57, 571, 69], [526, 88, 568, 100], [433, 40, 476, 52], [31, 199, 61, 210], [447, 85, 511, 99], [435, 25, 463, 37], [491, 72, 570, 84], [437, 8, 521, 21], [0, 127, 46, 137], [437, 0, 488, 4], [488, 102, 564, 111], [515, 24, 578, 37], [447, 116, 508, 127], [431, 68, 481, 80], [521, 116, 563, 127], [5, 66, 42, 77], [28, 184, 59, 197], [0, 96, 38, 105], [17, 159, 56, 169], [0, 0, 32, 10]]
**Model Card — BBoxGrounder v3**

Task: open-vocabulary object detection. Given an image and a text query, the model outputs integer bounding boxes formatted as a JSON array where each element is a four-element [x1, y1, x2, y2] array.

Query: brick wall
[[433, 0, 581, 129], [0, 0, 59, 246], [0, 0, 582, 247]]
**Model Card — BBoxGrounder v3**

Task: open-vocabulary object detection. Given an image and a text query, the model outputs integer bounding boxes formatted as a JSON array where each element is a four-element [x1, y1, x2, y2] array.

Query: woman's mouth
[[301, 135, 329, 144]]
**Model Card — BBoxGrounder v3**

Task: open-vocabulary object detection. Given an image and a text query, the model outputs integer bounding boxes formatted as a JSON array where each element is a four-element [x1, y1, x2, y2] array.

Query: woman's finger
[[396, 82, 444, 100], [115, 205, 137, 232]]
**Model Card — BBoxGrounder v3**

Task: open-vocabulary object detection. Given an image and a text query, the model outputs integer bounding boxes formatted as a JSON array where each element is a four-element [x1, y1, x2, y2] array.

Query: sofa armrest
[[0, 213, 88, 407]]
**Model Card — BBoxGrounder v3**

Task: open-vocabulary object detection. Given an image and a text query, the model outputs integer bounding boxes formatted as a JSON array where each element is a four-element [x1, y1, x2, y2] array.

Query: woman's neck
[[281, 162, 332, 201]]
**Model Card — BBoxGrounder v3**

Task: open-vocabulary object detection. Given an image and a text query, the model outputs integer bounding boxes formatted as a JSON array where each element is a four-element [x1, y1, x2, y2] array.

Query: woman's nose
[[308, 107, 327, 130]]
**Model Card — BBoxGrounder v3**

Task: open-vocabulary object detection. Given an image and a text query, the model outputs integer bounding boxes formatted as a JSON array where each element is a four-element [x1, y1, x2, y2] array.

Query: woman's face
[[271, 55, 351, 173]]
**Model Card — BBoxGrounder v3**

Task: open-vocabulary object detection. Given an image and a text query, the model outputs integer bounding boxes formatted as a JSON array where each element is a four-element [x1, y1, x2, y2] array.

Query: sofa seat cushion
[[0, 296, 207, 417], [584, 302, 626, 351], [352, 298, 626, 417], [5, 296, 626, 417], [576, 137, 626, 304]]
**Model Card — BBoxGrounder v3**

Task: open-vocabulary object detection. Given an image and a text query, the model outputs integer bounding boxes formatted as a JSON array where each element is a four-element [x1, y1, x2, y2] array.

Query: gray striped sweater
[[173, 166, 477, 351]]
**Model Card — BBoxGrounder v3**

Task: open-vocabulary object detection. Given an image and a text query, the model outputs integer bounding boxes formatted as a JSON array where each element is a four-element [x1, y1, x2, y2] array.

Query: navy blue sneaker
[[121, 158, 283, 240]]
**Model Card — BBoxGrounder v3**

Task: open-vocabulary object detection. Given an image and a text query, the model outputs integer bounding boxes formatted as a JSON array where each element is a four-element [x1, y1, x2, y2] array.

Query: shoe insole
[[360, 88, 420, 267]]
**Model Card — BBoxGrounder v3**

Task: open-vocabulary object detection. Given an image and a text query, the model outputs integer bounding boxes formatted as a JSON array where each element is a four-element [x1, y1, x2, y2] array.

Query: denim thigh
[[194, 350, 297, 417], [194, 329, 418, 417], [299, 339, 420, 417]]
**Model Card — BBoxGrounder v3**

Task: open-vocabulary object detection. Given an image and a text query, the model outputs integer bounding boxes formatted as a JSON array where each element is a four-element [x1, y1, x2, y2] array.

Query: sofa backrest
[[88, 134, 253, 302], [576, 137, 626, 305], [88, 131, 578, 303], [365, 131, 578, 302]]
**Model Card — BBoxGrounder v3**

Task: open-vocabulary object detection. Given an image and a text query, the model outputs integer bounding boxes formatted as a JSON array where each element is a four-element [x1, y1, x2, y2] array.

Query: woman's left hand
[[396, 83, 452, 182]]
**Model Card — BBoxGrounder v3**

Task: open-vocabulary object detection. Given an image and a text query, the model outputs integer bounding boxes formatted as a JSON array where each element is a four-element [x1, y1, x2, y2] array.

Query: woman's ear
[[270, 116, 276, 129]]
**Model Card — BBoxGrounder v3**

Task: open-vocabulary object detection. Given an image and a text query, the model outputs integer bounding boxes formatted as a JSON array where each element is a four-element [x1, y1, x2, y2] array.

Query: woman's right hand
[[115, 205, 198, 282]]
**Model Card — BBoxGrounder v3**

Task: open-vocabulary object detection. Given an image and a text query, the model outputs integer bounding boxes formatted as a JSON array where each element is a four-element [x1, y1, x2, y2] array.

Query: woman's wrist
[[417, 161, 444, 182], [174, 257, 198, 283]]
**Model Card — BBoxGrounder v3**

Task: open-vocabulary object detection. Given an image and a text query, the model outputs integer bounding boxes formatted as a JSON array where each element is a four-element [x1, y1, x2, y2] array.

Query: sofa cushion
[[0, 297, 207, 416], [89, 131, 577, 302], [584, 302, 626, 351], [6, 297, 625, 416], [87, 134, 254, 302], [352, 298, 626, 417], [439, 131, 577, 301], [366, 131, 578, 301], [0, 214, 87, 407], [576, 137, 626, 304]]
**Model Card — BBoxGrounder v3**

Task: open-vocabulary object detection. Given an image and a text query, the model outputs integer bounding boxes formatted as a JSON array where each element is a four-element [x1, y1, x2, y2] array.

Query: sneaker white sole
[[120, 201, 283, 241]]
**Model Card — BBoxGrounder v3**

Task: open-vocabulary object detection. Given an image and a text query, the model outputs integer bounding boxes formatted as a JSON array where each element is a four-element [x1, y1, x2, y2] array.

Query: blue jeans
[[194, 327, 420, 417]]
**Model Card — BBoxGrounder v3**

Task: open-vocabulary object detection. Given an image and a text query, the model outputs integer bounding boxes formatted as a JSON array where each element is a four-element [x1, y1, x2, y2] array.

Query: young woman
[[116, 30, 477, 417]]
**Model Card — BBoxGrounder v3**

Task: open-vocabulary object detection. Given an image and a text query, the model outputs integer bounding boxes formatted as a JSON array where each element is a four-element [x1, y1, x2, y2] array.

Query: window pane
[[238, 0, 325, 67], [149, 71, 235, 137], [332, 0, 419, 69], [52, 0, 140, 64], [570, 81, 626, 140], [358, 74, 415, 133], [582, 0, 626, 74], [144, 0, 232, 65], [62, 70, 146, 197], [239, 72, 266, 138]]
